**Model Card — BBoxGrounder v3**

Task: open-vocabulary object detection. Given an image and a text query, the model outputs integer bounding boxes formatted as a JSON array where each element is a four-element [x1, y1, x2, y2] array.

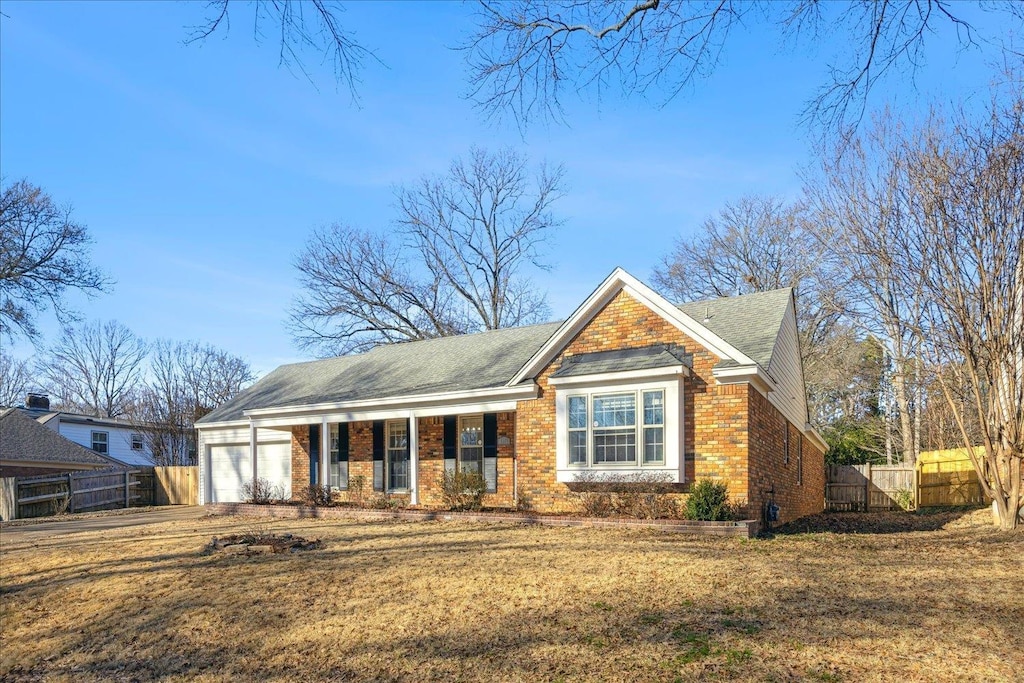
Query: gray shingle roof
[[676, 288, 792, 370], [200, 286, 793, 425], [0, 409, 120, 467], [199, 322, 564, 423], [552, 345, 693, 378]]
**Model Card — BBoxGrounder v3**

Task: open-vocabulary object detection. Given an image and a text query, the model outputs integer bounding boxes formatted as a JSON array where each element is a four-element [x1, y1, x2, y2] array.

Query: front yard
[[1, 509, 1021, 682]]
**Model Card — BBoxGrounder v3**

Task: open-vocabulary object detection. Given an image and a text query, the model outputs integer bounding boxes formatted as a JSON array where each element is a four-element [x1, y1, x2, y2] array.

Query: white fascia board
[[548, 365, 689, 388], [509, 267, 757, 385], [195, 419, 250, 431], [805, 425, 830, 453], [712, 364, 775, 394], [242, 385, 536, 421]]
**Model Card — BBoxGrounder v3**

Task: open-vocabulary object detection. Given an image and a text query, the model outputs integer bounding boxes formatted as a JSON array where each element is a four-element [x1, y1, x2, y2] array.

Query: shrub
[[303, 484, 333, 507], [684, 479, 734, 521], [348, 475, 366, 506], [441, 470, 487, 511], [893, 488, 915, 512], [368, 493, 400, 510], [611, 471, 679, 519], [571, 471, 679, 519], [240, 477, 281, 505]]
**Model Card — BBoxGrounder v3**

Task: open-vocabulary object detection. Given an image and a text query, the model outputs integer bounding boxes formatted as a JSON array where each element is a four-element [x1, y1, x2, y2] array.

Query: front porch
[[270, 412, 518, 509]]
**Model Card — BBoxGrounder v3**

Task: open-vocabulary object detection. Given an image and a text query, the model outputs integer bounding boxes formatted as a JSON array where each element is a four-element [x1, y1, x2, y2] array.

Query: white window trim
[[91, 430, 109, 454], [130, 433, 144, 451], [555, 375, 683, 483]]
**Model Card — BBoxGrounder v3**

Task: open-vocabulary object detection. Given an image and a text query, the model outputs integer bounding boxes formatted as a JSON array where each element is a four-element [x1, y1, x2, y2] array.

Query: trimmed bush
[[441, 470, 487, 511], [684, 479, 734, 521]]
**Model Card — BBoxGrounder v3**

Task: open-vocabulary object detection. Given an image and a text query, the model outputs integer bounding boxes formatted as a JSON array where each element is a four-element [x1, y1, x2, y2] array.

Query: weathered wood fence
[[0, 466, 199, 521], [826, 460, 987, 512]]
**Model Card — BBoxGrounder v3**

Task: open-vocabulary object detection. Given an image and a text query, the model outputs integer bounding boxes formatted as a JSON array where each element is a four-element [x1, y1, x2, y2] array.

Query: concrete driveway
[[0, 506, 210, 543]]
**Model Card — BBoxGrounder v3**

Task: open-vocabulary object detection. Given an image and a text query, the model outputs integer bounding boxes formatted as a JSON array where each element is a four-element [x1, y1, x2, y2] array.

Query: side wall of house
[[747, 386, 825, 523], [515, 290, 753, 514]]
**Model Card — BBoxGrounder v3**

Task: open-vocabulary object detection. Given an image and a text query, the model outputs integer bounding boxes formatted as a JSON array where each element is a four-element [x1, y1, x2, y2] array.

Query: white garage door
[[208, 443, 291, 503]]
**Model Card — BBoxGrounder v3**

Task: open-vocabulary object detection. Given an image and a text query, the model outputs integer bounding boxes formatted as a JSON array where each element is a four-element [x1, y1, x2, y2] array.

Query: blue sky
[[0, 1, 1008, 375]]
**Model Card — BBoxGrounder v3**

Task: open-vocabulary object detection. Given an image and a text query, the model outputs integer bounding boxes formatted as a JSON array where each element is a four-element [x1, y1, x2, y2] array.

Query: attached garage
[[206, 439, 291, 503]]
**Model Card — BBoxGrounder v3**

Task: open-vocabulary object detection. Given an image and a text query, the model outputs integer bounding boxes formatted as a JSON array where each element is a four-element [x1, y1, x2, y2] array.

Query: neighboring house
[[18, 396, 156, 468], [196, 269, 827, 523], [0, 408, 125, 477]]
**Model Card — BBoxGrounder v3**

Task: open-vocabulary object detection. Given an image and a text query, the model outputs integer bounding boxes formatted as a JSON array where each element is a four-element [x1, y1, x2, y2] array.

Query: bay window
[[565, 389, 666, 468]]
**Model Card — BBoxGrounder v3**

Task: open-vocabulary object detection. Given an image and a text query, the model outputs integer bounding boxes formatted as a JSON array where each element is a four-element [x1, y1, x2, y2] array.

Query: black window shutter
[[372, 420, 384, 491], [483, 413, 498, 493], [309, 424, 320, 486], [336, 423, 350, 490], [443, 416, 457, 477]]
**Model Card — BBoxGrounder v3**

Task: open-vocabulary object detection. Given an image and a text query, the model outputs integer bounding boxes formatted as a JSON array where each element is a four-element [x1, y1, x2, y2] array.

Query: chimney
[[26, 393, 50, 410]]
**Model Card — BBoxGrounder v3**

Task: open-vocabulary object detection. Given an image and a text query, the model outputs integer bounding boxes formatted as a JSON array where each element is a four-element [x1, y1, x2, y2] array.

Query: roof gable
[[509, 268, 764, 385]]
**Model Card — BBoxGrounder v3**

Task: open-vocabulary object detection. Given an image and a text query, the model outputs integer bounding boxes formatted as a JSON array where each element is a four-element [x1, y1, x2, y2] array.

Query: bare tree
[[901, 96, 1024, 530], [291, 147, 565, 355], [0, 179, 109, 340], [0, 352, 35, 408], [465, 1, 1022, 132], [186, 0, 378, 98], [652, 195, 838, 346], [805, 113, 927, 467], [37, 320, 147, 418], [809, 92, 1023, 529], [133, 340, 256, 465]]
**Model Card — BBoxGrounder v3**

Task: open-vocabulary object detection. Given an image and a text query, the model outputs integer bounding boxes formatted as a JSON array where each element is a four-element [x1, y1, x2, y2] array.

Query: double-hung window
[[459, 415, 483, 475], [568, 389, 666, 467], [91, 431, 109, 454], [386, 420, 409, 491]]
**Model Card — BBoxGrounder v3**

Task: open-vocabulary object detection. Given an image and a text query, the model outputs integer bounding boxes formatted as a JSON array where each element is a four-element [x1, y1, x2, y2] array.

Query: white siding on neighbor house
[[198, 426, 292, 504], [766, 300, 811, 432], [57, 420, 154, 467]]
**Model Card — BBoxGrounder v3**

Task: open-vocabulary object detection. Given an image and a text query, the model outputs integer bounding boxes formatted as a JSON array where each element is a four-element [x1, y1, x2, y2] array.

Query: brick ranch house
[[196, 269, 826, 523]]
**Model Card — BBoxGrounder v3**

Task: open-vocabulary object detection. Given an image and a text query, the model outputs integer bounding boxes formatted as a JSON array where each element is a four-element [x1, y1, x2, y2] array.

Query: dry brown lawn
[[1, 509, 1022, 682]]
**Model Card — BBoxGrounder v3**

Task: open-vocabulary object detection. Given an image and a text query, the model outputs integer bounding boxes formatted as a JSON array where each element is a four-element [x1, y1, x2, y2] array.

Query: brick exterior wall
[[746, 385, 825, 523], [280, 288, 825, 522]]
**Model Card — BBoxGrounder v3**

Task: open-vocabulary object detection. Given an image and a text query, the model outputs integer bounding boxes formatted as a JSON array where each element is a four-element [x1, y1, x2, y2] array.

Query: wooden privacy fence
[[826, 460, 988, 512], [0, 465, 199, 521], [153, 466, 199, 505], [826, 464, 916, 512], [2, 468, 144, 520], [919, 459, 986, 507]]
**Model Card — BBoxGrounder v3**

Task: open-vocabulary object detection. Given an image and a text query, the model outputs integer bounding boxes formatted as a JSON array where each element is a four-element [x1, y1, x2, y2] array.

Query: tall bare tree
[[0, 179, 109, 340], [809, 92, 1023, 529], [805, 114, 927, 466], [0, 352, 35, 408], [902, 96, 1024, 530], [37, 320, 147, 418], [290, 147, 565, 355], [466, 1, 1023, 132], [132, 340, 256, 465]]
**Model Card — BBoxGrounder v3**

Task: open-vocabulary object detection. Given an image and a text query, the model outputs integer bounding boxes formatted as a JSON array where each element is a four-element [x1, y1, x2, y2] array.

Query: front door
[[386, 419, 410, 491]]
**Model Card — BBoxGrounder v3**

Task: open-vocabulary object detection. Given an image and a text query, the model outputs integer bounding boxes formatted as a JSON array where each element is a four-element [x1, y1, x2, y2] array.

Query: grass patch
[[0, 508, 1020, 681]]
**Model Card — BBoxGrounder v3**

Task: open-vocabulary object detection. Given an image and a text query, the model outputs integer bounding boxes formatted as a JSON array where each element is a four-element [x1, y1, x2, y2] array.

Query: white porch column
[[409, 411, 419, 505], [249, 421, 258, 483], [320, 417, 330, 488]]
